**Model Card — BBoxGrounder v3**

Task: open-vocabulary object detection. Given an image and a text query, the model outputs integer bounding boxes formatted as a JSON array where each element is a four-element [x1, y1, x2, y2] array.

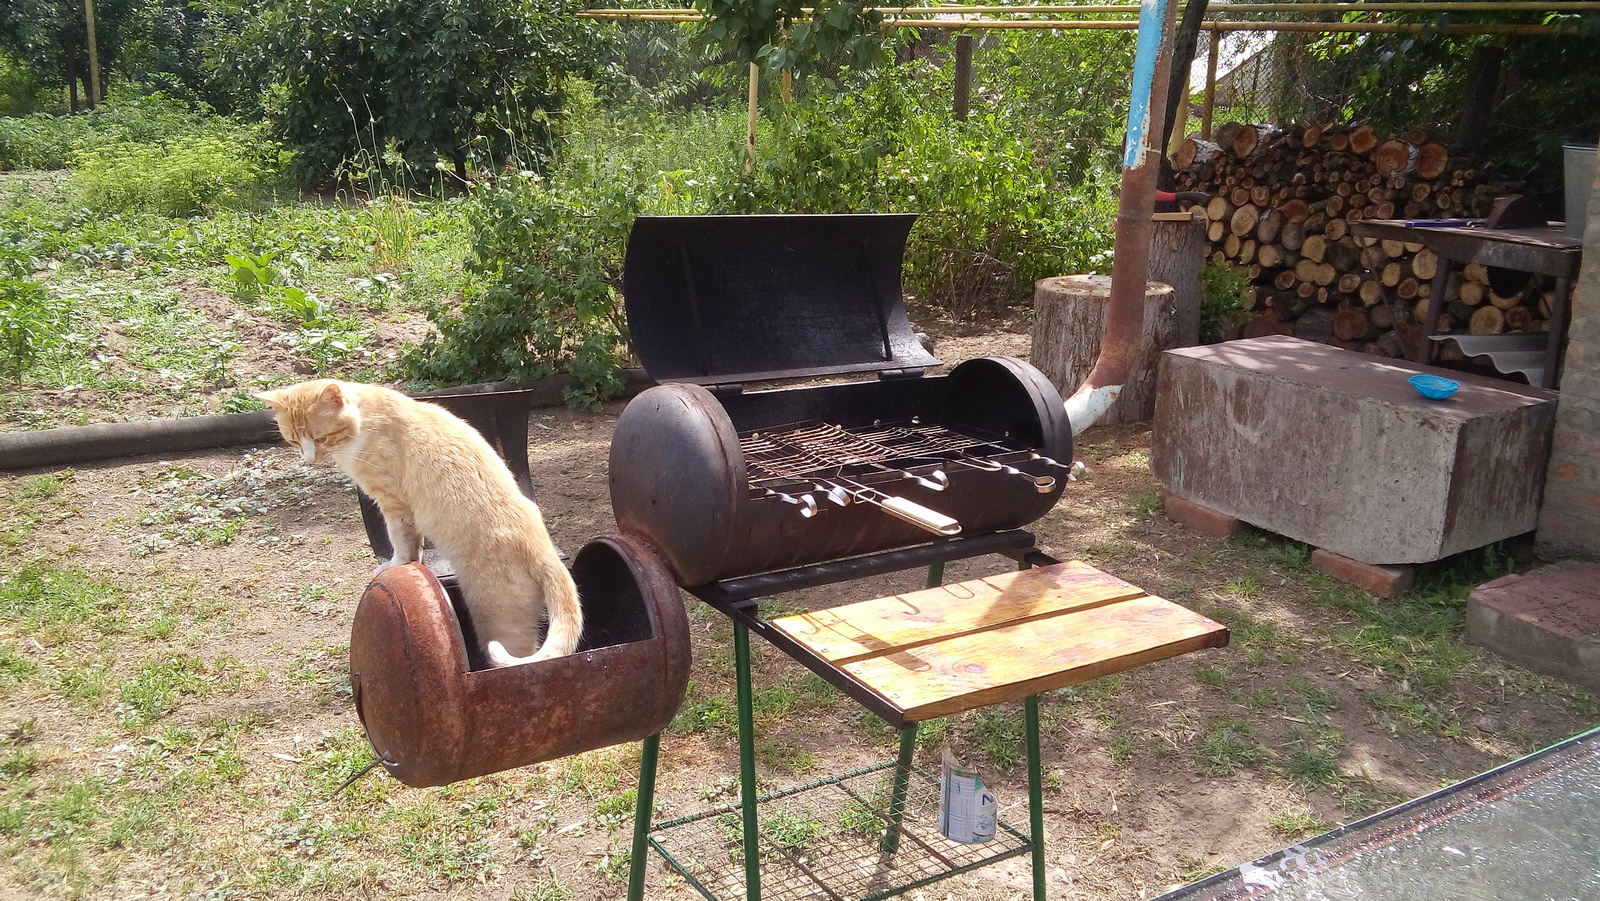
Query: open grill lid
[[622, 214, 940, 385]]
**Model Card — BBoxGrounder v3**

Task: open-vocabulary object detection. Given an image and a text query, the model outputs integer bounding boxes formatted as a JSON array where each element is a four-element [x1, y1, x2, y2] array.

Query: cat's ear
[[316, 381, 347, 413], [253, 390, 285, 411]]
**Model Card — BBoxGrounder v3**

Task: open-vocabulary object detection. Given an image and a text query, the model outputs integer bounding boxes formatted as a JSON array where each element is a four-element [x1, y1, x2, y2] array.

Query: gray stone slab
[[1151, 336, 1558, 565]]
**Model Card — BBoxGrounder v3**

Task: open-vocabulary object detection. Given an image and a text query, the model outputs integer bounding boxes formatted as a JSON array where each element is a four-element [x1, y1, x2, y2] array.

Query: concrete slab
[[1467, 561, 1600, 694], [1152, 336, 1558, 565]]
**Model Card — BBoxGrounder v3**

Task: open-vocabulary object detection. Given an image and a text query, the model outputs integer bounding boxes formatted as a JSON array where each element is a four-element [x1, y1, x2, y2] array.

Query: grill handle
[[819, 478, 962, 536], [880, 495, 962, 536]]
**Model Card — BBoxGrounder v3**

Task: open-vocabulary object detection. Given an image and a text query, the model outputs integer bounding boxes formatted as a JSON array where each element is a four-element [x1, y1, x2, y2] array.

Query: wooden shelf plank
[[770, 560, 1150, 665], [841, 594, 1228, 721]]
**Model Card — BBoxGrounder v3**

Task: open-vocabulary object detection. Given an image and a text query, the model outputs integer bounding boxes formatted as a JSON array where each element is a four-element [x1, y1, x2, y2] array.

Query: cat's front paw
[[373, 557, 405, 576]]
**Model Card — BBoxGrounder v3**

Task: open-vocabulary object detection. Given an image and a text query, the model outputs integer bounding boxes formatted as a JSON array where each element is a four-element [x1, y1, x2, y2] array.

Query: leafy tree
[[220, 0, 609, 188], [0, 0, 138, 111], [696, 0, 889, 78]]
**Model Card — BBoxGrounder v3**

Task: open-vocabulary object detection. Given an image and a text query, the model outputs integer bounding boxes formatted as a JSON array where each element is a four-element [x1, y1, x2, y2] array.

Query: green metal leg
[[926, 561, 945, 588], [734, 620, 762, 901], [1025, 694, 1047, 901], [881, 723, 919, 854], [627, 733, 660, 901]]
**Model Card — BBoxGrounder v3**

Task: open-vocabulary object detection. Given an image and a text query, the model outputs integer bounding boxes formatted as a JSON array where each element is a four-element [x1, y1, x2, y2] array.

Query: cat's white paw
[[485, 640, 536, 668], [373, 557, 403, 576]]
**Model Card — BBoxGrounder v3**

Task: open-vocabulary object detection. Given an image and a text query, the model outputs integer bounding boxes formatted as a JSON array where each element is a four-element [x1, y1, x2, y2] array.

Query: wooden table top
[[1351, 220, 1582, 278], [769, 560, 1229, 722]]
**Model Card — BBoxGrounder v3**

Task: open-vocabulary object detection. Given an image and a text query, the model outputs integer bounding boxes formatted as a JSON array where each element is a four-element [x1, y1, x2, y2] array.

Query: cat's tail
[[485, 564, 582, 668]]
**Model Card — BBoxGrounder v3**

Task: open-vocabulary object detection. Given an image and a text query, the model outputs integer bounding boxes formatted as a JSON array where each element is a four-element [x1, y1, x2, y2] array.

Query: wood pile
[[1171, 122, 1552, 358]]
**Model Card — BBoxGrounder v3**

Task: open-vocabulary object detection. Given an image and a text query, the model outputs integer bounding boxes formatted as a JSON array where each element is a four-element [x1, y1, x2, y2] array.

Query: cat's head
[[253, 380, 362, 463]]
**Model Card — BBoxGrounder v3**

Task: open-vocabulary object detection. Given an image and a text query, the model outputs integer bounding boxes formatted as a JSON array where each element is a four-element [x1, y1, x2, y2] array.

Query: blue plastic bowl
[[1409, 373, 1460, 400]]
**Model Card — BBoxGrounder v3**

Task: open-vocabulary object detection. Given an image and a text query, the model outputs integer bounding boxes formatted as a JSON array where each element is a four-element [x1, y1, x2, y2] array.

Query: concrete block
[[1311, 549, 1415, 598], [1152, 336, 1557, 565], [1160, 490, 1241, 539], [1467, 562, 1600, 694]]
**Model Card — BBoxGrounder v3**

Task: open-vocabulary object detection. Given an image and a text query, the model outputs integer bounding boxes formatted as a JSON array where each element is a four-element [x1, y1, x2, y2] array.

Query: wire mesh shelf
[[648, 760, 1034, 901]]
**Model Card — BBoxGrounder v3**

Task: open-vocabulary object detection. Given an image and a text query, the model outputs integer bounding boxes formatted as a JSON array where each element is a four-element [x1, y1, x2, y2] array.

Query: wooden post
[[746, 63, 759, 175], [1033, 275, 1177, 424], [84, 0, 101, 107], [1150, 212, 1207, 347], [954, 33, 973, 121]]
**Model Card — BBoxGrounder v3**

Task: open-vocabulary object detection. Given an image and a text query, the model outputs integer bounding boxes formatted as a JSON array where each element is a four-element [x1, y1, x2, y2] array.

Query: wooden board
[[769, 561, 1229, 722]]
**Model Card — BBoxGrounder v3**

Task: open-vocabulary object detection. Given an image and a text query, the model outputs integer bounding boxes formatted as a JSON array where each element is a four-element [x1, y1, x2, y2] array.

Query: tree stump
[[1149, 212, 1205, 348], [1031, 275, 1177, 425]]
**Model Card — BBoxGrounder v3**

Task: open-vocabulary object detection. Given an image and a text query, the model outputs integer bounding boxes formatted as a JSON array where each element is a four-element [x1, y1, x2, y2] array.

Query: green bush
[[1199, 262, 1251, 344], [0, 278, 67, 382], [404, 173, 636, 407], [719, 61, 1117, 316], [0, 113, 86, 170], [70, 125, 278, 216], [0, 89, 219, 171]]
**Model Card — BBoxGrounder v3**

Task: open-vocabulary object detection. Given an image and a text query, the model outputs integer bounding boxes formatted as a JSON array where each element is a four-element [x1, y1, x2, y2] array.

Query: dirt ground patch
[[2, 315, 1595, 901]]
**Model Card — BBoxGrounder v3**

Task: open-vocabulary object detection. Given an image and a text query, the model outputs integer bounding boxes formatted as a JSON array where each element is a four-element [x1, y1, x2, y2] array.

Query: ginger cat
[[255, 379, 581, 667]]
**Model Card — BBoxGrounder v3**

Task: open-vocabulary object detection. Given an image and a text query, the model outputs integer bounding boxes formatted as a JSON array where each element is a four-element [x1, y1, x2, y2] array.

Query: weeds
[[1196, 718, 1272, 776], [0, 278, 67, 381], [969, 707, 1026, 770], [1269, 805, 1327, 839]]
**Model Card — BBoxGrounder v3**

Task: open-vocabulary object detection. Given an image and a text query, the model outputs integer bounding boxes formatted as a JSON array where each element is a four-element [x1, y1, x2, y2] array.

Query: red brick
[[1311, 549, 1415, 599], [1160, 491, 1240, 540]]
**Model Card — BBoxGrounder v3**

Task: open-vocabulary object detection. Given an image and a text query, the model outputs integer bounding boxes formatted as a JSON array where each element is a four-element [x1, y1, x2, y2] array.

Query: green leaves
[[228, 0, 608, 188], [404, 172, 635, 407], [695, 0, 887, 80], [0, 277, 67, 382]]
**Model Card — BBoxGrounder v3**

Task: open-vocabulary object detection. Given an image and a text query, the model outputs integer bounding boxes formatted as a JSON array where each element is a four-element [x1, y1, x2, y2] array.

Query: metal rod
[[1202, 26, 1218, 140], [734, 621, 762, 901], [582, 3, 1600, 15], [1026, 695, 1047, 901], [627, 733, 660, 901], [882, 725, 919, 854], [580, 10, 1579, 34]]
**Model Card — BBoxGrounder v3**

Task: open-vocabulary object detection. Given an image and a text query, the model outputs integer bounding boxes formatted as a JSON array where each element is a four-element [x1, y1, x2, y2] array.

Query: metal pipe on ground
[[0, 370, 655, 472]]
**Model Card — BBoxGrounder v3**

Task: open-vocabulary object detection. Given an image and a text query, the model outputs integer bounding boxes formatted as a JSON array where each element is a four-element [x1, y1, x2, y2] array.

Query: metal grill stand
[[625, 533, 1230, 901]]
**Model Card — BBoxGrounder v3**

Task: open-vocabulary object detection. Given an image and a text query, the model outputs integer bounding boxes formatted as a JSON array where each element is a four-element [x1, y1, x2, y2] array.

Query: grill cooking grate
[[742, 420, 1000, 483], [735, 419, 1066, 536]]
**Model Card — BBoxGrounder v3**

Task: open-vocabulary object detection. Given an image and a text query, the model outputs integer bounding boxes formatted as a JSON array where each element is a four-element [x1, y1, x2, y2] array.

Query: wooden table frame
[[1350, 220, 1582, 388]]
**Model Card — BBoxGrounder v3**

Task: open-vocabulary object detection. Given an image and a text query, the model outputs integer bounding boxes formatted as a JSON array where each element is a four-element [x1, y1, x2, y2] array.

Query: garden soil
[[1, 310, 1594, 901]]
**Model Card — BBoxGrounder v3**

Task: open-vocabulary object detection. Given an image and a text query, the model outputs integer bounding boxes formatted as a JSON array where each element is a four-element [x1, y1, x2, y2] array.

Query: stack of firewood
[[1171, 122, 1551, 357]]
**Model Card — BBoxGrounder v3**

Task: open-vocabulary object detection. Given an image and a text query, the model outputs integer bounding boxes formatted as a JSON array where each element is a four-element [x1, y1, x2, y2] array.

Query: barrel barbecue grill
[[609, 213, 1077, 589]]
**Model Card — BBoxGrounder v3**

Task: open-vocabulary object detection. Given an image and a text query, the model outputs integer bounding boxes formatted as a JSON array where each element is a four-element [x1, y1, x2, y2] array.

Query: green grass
[[1196, 718, 1272, 777], [1129, 491, 1162, 517], [0, 167, 473, 425], [756, 739, 816, 774], [1273, 719, 1349, 790], [1269, 804, 1328, 839], [0, 559, 130, 642], [115, 653, 243, 728], [969, 707, 1026, 770], [0, 471, 75, 547]]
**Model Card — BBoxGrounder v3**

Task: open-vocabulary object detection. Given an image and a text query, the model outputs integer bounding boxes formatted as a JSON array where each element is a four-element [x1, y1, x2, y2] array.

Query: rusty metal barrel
[[348, 534, 690, 787]]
